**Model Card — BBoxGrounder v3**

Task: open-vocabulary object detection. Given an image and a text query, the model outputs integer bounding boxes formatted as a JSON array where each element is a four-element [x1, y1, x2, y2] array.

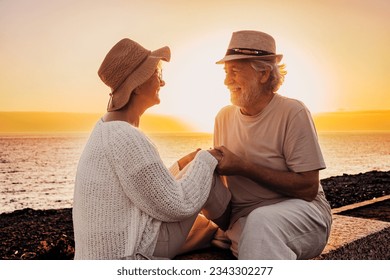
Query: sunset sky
[[1, 0, 389, 132]]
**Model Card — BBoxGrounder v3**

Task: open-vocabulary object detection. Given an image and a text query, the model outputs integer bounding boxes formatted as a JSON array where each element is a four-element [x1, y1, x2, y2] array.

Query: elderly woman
[[72, 38, 231, 260]]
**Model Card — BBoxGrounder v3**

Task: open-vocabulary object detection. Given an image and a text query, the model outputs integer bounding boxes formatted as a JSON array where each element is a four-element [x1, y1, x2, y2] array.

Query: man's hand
[[207, 148, 223, 162], [214, 146, 246, 176]]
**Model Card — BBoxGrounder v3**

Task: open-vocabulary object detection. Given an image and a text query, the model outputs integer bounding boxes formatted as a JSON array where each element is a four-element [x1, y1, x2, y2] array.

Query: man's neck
[[240, 92, 275, 116]]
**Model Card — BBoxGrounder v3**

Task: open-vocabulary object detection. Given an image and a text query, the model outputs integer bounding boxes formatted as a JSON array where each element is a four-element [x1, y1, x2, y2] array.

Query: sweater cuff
[[196, 150, 218, 168]]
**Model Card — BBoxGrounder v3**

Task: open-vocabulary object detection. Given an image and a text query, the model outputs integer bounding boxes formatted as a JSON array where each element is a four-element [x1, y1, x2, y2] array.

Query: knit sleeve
[[103, 123, 217, 222]]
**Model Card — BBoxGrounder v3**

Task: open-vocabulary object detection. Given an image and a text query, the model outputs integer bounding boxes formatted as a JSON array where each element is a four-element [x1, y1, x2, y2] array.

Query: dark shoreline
[[1, 170, 389, 260]]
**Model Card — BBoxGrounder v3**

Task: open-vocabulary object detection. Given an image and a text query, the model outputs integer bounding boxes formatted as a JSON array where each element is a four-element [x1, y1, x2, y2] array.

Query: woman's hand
[[177, 148, 201, 170]]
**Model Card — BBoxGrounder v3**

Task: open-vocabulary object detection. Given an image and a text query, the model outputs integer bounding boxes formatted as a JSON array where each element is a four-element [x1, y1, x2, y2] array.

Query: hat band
[[226, 48, 275, 56]]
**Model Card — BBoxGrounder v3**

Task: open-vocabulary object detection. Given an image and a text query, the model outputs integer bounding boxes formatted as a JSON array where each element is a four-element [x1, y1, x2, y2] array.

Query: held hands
[[178, 146, 244, 175], [214, 146, 245, 176], [207, 148, 223, 162], [178, 148, 224, 171]]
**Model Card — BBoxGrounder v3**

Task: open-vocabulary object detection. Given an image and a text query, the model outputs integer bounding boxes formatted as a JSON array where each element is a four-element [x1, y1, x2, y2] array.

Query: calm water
[[1, 132, 389, 214]]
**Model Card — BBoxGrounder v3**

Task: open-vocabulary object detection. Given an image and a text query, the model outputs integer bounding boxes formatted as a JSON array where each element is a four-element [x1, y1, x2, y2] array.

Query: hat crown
[[98, 39, 150, 91], [228, 30, 276, 54]]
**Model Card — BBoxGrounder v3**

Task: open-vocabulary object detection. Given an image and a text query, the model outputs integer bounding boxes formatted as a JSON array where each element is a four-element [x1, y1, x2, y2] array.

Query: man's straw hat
[[216, 30, 282, 64], [98, 38, 170, 111]]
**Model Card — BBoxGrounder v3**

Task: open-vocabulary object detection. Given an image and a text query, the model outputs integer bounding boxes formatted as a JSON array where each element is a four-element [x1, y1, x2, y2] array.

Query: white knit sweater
[[72, 119, 217, 259]]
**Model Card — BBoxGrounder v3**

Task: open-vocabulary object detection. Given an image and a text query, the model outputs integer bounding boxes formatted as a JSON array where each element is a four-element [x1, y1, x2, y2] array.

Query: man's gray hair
[[250, 60, 287, 92]]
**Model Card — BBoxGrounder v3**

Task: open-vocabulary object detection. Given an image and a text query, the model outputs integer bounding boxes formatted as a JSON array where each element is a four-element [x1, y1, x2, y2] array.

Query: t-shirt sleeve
[[283, 108, 326, 173]]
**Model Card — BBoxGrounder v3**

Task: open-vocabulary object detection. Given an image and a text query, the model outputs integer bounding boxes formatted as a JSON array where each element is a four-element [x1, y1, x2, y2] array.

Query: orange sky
[[1, 0, 389, 132]]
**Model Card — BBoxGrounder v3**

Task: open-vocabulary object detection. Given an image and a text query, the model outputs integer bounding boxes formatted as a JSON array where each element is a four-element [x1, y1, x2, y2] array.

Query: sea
[[1, 131, 389, 214]]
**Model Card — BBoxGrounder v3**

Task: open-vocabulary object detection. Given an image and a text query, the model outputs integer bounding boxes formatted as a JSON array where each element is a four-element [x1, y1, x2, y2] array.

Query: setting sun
[[1, 0, 389, 132], [150, 33, 231, 132]]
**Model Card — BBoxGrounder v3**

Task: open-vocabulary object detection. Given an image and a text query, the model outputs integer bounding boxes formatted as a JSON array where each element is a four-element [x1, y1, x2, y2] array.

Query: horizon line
[[1, 109, 390, 114], [1, 110, 389, 134]]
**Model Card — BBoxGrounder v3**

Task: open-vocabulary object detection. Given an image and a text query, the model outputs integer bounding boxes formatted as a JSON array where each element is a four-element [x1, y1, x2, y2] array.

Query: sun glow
[[148, 33, 232, 132], [277, 38, 336, 114], [148, 32, 334, 132], [1, 1, 390, 133]]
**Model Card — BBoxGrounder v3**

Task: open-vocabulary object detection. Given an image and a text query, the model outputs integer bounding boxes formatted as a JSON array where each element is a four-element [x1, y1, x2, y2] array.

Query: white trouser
[[226, 198, 332, 260]]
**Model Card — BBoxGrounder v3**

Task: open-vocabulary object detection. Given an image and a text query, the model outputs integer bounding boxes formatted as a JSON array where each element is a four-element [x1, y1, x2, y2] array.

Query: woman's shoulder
[[97, 120, 151, 147], [99, 119, 142, 135], [98, 120, 159, 159]]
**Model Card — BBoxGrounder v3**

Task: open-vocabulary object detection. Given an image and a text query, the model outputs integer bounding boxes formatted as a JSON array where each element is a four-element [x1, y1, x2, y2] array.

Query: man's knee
[[244, 207, 276, 232]]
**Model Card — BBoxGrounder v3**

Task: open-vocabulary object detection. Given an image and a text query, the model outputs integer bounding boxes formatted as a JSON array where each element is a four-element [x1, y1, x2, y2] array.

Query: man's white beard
[[230, 81, 262, 108]]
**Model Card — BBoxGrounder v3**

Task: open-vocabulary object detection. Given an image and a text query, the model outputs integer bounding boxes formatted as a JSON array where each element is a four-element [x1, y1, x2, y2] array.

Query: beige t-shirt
[[214, 94, 328, 224]]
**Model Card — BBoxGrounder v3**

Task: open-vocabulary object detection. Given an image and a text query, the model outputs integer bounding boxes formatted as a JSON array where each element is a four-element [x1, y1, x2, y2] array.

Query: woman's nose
[[160, 80, 165, 87]]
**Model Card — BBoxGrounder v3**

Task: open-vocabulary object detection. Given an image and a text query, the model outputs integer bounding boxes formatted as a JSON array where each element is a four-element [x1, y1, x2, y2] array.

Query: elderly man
[[212, 30, 332, 259]]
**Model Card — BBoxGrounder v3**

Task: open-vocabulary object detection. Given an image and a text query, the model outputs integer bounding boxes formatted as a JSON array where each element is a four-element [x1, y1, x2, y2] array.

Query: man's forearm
[[239, 160, 319, 201], [215, 145, 319, 201]]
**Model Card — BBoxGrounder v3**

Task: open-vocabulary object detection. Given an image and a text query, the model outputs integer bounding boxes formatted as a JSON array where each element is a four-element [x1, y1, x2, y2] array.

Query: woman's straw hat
[[216, 30, 282, 64], [98, 38, 170, 111]]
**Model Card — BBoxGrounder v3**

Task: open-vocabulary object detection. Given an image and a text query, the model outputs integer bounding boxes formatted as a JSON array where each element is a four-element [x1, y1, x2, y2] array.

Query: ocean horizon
[[1, 131, 390, 214]]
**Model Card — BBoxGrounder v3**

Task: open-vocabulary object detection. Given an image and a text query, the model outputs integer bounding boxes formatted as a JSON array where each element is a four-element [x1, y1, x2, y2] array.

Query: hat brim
[[107, 46, 170, 111], [216, 53, 283, 64]]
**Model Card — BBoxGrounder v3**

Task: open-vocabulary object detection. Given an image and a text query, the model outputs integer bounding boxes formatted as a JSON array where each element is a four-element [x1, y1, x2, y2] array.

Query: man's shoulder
[[216, 105, 236, 118], [276, 94, 308, 113]]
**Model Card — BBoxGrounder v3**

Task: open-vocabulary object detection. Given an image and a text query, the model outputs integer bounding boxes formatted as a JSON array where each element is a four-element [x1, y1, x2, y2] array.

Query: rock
[[0, 170, 389, 260]]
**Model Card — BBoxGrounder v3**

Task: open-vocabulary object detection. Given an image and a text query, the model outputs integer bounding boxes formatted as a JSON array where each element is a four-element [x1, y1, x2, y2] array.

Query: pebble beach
[[0, 170, 389, 260]]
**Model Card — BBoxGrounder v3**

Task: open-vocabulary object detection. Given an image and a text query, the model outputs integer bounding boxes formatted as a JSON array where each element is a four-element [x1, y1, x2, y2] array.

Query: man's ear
[[260, 69, 271, 83]]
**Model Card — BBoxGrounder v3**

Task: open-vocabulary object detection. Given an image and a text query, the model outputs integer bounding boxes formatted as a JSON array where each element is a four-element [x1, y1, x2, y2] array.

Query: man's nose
[[224, 74, 233, 86]]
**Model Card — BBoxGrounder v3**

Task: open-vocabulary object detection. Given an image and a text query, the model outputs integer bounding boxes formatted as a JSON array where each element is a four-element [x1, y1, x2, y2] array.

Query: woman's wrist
[[177, 148, 201, 170]]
